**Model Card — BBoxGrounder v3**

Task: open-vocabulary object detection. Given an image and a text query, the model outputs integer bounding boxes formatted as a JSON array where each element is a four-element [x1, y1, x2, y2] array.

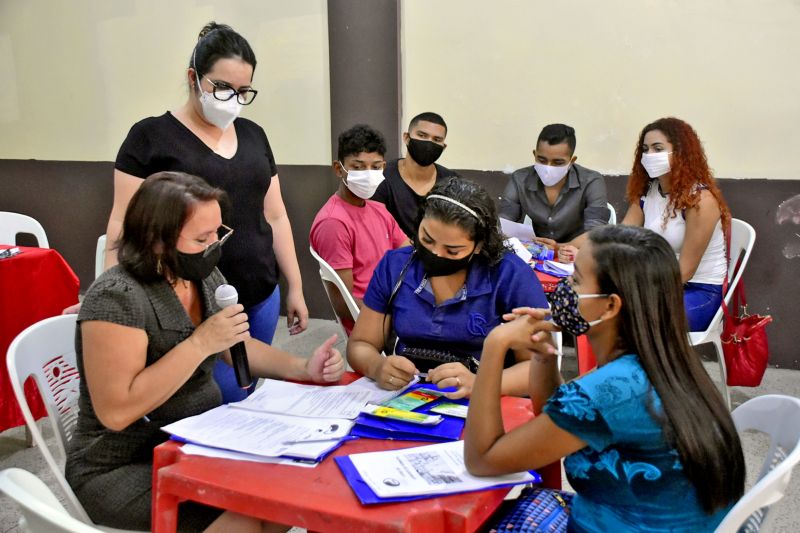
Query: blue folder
[[350, 384, 468, 441], [335, 454, 542, 505]]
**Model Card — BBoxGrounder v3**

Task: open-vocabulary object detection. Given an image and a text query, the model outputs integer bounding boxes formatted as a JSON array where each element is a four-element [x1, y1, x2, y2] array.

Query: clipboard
[[335, 455, 542, 505]]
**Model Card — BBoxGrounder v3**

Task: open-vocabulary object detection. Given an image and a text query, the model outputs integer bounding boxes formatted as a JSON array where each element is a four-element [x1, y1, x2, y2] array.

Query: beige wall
[[402, 0, 800, 179], [0, 0, 331, 165]]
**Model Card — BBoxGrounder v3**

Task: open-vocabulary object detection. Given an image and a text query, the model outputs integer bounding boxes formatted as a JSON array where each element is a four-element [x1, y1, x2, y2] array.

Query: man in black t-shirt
[[371, 112, 458, 238]]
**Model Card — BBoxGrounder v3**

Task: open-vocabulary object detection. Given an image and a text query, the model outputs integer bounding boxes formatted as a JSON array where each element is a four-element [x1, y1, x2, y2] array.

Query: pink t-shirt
[[310, 194, 407, 299]]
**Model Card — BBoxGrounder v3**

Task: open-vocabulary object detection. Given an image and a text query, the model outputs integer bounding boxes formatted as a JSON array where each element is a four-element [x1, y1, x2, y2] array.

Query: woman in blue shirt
[[465, 224, 744, 532], [348, 177, 548, 398]]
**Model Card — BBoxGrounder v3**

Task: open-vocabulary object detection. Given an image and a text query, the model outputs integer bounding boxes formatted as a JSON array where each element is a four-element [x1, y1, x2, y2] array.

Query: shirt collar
[[406, 256, 493, 306], [141, 272, 219, 332]]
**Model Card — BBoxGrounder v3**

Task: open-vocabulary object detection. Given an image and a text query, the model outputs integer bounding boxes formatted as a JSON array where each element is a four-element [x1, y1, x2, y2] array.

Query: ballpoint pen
[[282, 435, 359, 446]]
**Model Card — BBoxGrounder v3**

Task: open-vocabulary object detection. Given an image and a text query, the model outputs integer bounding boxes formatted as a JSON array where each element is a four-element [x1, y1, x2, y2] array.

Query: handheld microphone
[[214, 284, 252, 389]]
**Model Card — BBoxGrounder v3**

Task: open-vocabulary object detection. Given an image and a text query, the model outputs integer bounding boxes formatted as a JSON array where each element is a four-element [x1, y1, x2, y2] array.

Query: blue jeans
[[684, 282, 722, 332], [213, 285, 281, 403]]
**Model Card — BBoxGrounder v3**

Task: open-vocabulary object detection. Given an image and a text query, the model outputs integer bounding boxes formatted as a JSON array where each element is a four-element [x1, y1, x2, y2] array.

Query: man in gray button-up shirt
[[499, 124, 609, 250]]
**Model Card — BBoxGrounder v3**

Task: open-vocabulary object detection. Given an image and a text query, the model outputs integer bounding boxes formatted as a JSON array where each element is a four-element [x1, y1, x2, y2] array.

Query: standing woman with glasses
[[620, 117, 730, 332], [99, 22, 309, 402]]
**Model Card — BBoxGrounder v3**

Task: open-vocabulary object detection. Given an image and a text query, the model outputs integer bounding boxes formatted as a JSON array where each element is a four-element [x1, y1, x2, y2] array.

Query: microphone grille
[[214, 284, 239, 308]]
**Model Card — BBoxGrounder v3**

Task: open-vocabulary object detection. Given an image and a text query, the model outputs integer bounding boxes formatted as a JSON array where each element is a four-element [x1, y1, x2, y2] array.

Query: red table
[[152, 376, 561, 533], [0, 245, 80, 432]]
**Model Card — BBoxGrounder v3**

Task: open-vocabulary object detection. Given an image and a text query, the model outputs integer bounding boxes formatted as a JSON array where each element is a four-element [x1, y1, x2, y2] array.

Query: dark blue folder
[[350, 383, 468, 441], [335, 454, 542, 504]]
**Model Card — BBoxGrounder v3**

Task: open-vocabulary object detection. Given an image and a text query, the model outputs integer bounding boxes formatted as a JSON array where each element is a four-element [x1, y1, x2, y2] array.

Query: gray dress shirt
[[498, 163, 610, 243]]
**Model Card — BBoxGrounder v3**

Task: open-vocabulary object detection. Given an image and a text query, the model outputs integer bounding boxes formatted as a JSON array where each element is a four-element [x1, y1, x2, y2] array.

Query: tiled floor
[[2, 319, 799, 532]]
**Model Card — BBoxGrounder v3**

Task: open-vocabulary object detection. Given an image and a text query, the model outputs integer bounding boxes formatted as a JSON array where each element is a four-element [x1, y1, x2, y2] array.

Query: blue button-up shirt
[[364, 247, 548, 359]]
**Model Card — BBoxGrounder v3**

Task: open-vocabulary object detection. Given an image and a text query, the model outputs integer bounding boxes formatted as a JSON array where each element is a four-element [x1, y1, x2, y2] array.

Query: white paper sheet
[[180, 443, 318, 468], [499, 217, 536, 241], [348, 440, 534, 498], [541, 259, 574, 276], [161, 405, 354, 459], [231, 378, 372, 419], [345, 375, 419, 406], [504, 237, 533, 263]]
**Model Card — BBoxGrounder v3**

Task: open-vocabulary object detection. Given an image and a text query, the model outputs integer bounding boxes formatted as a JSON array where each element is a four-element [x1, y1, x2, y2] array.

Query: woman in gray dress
[[66, 171, 344, 532]]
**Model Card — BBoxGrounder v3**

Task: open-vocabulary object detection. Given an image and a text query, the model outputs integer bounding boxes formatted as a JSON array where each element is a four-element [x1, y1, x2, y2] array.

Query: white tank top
[[641, 180, 726, 285]]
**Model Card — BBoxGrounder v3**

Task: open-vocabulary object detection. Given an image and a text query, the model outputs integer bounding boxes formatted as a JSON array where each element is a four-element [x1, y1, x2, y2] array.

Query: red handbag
[[720, 245, 773, 387]]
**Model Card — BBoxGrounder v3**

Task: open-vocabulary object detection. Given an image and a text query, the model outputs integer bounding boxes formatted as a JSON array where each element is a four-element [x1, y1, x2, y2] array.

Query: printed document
[[499, 217, 536, 241], [348, 440, 534, 498], [162, 405, 354, 459], [345, 375, 418, 405], [231, 378, 372, 419]]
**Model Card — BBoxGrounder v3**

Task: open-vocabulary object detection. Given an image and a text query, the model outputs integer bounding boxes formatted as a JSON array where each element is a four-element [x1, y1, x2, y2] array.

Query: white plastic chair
[[6, 315, 144, 532], [309, 246, 361, 338], [0, 211, 49, 248], [689, 218, 756, 410], [0, 468, 103, 533], [95, 234, 107, 279], [607, 202, 617, 225], [715, 394, 800, 532]]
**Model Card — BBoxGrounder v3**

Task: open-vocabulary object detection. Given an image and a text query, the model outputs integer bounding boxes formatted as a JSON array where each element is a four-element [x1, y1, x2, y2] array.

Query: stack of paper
[[336, 440, 539, 504], [161, 405, 355, 464], [535, 259, 574, 277], [162, 376, 413, 466]]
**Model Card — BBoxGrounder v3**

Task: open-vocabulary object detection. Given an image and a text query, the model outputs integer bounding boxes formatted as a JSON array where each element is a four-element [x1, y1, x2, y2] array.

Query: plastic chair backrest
[[5, 314, 90, 522], [0, 211, 49, 248], [0, 468, 103, 533], [715, 395, 800, 532], [703, 218, 755, 337], [95, 234, 107, 279], [607, 203, 617, 225], [309, 246, 360, 331]]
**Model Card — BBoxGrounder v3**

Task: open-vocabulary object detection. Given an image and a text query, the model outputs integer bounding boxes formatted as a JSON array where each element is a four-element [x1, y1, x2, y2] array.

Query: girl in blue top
[[465, 224, 745, 532], [348, 177, 548, 398]]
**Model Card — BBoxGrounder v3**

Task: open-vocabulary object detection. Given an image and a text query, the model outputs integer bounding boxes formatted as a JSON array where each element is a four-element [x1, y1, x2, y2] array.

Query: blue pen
[[282, 435, 359, 446]]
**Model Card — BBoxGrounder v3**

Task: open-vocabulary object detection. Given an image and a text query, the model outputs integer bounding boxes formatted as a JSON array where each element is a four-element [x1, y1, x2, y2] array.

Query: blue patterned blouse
[[543, 354, 731, 532]]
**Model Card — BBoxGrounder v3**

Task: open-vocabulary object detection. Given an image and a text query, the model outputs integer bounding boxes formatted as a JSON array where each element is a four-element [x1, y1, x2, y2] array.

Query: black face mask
[[174, 245, 222, 282], [414, 240, 475, 277], [406, 138, 444, 167]]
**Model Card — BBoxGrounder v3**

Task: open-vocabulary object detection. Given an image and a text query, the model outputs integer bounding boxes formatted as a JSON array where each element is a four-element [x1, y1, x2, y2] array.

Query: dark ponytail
[[190, 22, 256, 80]]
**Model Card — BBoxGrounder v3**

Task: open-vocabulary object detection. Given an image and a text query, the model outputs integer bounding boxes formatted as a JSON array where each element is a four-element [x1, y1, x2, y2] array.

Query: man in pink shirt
[[310, 124, 409, 333]]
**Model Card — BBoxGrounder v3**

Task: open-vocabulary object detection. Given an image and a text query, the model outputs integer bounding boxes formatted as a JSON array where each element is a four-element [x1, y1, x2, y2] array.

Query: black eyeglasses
[[205, 78, 258, 105], [202, 224, 234, 257]]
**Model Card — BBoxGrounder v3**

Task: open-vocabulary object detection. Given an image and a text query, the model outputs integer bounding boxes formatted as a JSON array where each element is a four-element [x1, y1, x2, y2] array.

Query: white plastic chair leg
[[553, 332, 563, 370], [711, 337, 731, 410]]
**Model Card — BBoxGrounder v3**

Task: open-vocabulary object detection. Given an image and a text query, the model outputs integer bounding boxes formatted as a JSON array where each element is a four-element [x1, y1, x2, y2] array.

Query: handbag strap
[[721, 225, 747, 320], [721, 226, 733, 321]]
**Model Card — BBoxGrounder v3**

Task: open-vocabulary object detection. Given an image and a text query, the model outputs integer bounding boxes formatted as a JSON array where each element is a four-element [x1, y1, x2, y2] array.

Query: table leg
[[152, 445, 183, 533], [152, 488, 180, 533], [576, 335, 596, 375]]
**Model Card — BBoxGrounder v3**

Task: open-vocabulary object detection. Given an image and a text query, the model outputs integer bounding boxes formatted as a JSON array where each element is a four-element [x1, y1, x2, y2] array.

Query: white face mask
[[339, 162, 385, 199], [641, 151, 672, 178], [197, 83, 242, 131], [534, 162, 571, 186]]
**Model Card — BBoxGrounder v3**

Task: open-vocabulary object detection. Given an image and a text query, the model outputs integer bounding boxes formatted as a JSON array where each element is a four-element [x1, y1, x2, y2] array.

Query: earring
[[156, 256, 163, 275]]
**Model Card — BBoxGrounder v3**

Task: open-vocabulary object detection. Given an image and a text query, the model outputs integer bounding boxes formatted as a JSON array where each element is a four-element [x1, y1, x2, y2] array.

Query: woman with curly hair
[[621, 117, 730, 331], [347, 177, 549, 397]]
